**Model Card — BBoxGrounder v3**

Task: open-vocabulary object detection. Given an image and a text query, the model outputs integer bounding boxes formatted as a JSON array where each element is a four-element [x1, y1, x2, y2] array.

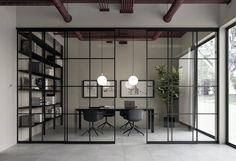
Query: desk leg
[[74, 111, 77, 132], [79, 110, 82, 130], [151, 110, 154, 133], [148, 111, 151, 129]]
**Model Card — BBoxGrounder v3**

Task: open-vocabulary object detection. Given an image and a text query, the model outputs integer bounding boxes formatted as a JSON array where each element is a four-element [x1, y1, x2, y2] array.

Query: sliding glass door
[[227, 24, 236, 147], [146, 30, 218, 143]]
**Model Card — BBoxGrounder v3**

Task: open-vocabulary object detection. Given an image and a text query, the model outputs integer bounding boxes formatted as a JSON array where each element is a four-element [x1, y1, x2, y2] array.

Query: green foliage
[[155, 65, 179, 108]]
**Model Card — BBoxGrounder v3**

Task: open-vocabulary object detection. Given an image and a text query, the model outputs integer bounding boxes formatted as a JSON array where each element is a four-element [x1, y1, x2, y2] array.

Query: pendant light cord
[[101, 36, 104, 74], [132, 31, 135, 75]]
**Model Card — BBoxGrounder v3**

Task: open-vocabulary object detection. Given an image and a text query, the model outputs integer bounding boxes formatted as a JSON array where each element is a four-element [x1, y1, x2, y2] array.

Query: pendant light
[[128, 31, 138, 86], [97, 36, 107, 86]]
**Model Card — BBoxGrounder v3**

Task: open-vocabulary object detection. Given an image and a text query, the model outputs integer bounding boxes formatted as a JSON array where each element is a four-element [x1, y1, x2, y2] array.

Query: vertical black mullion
[[195, 32, 199, 142], [167, 32, 170, 142], [216, 30, 220, 143], [226, 27, 229, 145], [191, 31, 195, 142], [89, 32, 91, 142], [66, 31, 69, 142], [60, 43, 63, 126], [53, 39, 56, 130], [16, 31, 19, 142], [29, 32, 33, 142], [42, 32, 46, 137], [63, 31, 66, 142], [113, 30, 116, 143], [170, 32, 174, 142], [146, 30, 148, 143]]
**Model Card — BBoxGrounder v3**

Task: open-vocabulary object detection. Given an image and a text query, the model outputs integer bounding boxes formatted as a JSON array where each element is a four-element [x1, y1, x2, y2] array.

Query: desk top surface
[[75, 107, 154, 111]]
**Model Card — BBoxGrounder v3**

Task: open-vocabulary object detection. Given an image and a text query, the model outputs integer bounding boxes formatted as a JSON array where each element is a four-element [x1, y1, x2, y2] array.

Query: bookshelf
[[17, 31, 63, 141]]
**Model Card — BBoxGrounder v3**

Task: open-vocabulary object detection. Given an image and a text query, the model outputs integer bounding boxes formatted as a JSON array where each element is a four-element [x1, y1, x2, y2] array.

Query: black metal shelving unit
[[17, 31, 64, 141]]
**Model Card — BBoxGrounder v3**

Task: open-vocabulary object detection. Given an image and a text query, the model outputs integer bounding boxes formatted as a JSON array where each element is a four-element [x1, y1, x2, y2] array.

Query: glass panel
[[67, 31, 89, 58], [228, 25, 236, 145], [172, 114, 194, 141], [197, 114, 216, 141], [68, 87, 89, 141], [147, 113, 168, 142], [198, 59, 217, 86], [198, 87, 216, 114], [68, 59, 89, 86]]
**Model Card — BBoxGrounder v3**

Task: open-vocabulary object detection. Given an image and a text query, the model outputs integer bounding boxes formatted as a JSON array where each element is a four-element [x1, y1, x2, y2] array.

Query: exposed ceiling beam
[[163, 0, 184, 23], [152, 32, 163, 40], [74, 32, 84, 40], [98, 0, 109, 11], [0, 0, 231, 5], [120, 0, 134, 13], [51, 0, 72, 23]]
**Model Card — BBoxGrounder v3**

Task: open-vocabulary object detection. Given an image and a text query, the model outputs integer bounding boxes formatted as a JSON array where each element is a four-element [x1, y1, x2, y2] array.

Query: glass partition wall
[[17, 28, 218, 144], [227, 23, 236, 148]]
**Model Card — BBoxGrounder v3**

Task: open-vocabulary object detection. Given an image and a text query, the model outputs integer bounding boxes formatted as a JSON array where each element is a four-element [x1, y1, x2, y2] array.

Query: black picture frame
[[82, 80, 98, 98], [101, 80, 117, 98], [120, 80, 155, 98]]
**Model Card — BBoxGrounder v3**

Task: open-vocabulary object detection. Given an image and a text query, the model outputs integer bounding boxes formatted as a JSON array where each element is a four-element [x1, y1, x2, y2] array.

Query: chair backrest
[[124, 101, 135, 109], [83, 109, 104, 122], [127, 109, 144, 122]]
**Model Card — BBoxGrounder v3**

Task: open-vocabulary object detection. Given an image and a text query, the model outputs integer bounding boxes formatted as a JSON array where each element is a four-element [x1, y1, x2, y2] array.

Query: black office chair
[[97, 110, 115, 129], [81, 109, 104, 136], [123, 109, 144, 136], [120, 101, 136, 129]]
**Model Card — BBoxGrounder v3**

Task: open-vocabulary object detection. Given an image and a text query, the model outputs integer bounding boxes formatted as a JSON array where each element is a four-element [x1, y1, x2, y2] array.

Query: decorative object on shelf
[[32, 97, 42, 106], [55, 106, 62, 116], [34, 114, 43, 123], [31, 61, 43, 73], [97, 36, 107, 86], [20, 40, 31, 52], [120, 80, 154, 98], [128, 31, 138, 86], [45, 67, 54, 76], [45, 79, 54, 90], [101, 80, 116, 98], [83, 80, 98, 98], [35, 78, 44, 89], [46, 95, 56, 105], [45, 107, 54, 119], [19, 115, 34, 127], [19, 77, 30, 89], [55, 58, 63, 66], [155, 65, 179, 127]]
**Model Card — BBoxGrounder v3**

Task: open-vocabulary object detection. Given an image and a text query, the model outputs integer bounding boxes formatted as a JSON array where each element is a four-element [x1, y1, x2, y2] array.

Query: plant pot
[[163, 116, 176, 128]]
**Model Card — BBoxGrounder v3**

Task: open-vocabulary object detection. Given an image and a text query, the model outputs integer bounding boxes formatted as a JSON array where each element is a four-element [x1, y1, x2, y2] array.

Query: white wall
[[16, 4, 219, 28], [220, 1, 236, 27], [0, 6, 17, 151]]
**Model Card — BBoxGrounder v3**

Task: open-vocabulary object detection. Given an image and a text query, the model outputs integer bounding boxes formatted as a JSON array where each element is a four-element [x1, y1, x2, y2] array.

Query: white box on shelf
[[56, 59, 63, 66], [47, 96, 56, 105], [34, 114, 43, 123]]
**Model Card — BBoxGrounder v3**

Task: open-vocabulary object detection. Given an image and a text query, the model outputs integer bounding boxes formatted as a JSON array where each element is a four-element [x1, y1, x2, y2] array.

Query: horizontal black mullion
[[154, 113, 217, 115], [65, 57, 115, 60], [147, 58, 217, 60]]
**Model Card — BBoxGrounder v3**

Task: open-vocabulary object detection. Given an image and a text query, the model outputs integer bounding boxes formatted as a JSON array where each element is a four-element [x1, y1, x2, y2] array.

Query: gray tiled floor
[[1, 143, 236, 161]]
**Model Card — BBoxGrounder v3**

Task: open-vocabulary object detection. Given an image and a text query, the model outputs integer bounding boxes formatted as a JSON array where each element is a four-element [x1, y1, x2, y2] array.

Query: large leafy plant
[[155, 65, 179, 113]]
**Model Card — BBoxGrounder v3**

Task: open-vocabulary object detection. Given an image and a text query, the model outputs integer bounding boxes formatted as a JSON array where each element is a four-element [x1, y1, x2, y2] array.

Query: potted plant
[[155, 65, 179, 127]]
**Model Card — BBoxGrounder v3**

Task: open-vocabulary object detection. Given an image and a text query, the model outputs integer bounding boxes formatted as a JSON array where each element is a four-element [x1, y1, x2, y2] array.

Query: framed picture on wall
[[101, 80, 117, 98], [82, 80, 98, 98], [120, 80, 154, 98]]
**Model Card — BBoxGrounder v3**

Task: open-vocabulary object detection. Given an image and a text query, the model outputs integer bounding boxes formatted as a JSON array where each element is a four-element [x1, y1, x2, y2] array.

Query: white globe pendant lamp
[[128, 31, 138, 86], [97, 37, 107, 86], [97, 73, 107, 86], [128, 75, 138, 86]]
